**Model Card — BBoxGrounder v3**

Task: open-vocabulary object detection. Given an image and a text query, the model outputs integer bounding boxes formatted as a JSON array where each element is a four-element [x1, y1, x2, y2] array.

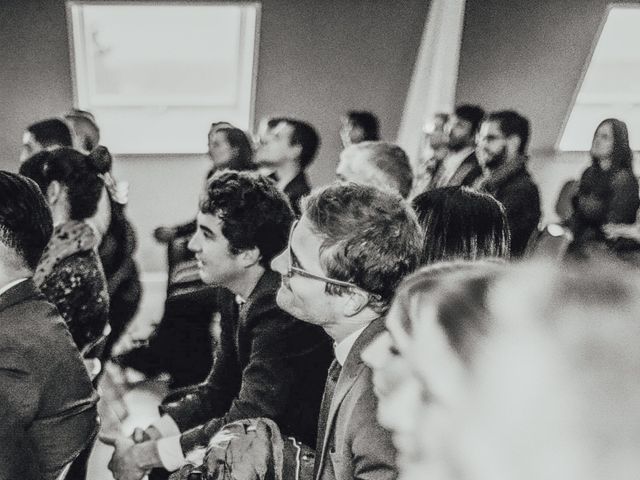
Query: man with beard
[[430, 104, 484, 189], [474, 110, 541, 257]]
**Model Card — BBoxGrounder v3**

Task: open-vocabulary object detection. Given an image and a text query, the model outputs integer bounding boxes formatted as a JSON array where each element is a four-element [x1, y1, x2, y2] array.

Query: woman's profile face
[[208, 130, 235, 167], [591, 122, 614, 162], [361, 300, 426, 465]]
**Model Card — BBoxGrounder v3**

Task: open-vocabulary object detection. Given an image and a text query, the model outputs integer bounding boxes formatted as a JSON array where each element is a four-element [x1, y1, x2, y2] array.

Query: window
[[559, 5, 640, 151], [67, 2, 260, 154]]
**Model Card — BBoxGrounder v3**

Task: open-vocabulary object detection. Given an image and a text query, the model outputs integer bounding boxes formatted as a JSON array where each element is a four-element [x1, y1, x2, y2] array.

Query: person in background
[[475, 110, 541, 257], [256, 117, 320, 215], [19, 147, 110, 353], [336, 141, 413, 199], [271, 182, 423, 480], [19, 117, 73, 162], [340, 110, 381, 148], [0, 171, 98, 480], [64, 109, 100, 153], [412, 186, 511, 264], [412, 112, 450, 197]]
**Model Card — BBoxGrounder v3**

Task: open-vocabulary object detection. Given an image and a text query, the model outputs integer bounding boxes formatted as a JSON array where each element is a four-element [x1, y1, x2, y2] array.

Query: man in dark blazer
[[256, 117, 320, 215], [429, 104, 484, 190], [271, 182, 423, 480], [104, 171, 332, 479], [0, 171, 98, 480]]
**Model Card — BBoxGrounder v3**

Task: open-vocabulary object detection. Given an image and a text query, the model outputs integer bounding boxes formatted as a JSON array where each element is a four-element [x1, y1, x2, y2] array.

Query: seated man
[[271, 182, 423, 480], [104, 171, 332, 479], [19, 117, 73, 162], [336, 141, 413, 198], [0, 171, 98, 479]]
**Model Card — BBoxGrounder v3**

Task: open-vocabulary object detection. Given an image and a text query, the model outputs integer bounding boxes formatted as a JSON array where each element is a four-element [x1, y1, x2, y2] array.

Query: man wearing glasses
[[104, 171, 332, 480], [271, 182, 423, 480]]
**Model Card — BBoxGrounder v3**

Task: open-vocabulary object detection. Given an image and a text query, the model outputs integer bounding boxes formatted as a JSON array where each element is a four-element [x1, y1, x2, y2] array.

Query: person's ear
[[46, 180, 62, 205], [238, 247, 261, 268], [343, 289, 369, 317], [289, 143, 303, 161], [506, 135, 522, 159]]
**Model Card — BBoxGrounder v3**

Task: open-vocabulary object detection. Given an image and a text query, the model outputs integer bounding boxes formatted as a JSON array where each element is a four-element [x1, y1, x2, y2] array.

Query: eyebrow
[[199, 224, 215, 237]]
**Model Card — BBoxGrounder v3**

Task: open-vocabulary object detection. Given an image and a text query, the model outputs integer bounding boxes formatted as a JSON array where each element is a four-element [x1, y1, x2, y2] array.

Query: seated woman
[[412, 186, 511, 264], [361, 261, 505, 480], [20, 147, 110, 353], [569, 118, 640, 259]]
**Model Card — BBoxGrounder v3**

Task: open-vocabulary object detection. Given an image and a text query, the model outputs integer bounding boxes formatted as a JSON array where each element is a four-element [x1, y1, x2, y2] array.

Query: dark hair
[[64, 110, 100, 152], [302, 182, 422, 313], [281, 119, 320, 170], [485, 110, 530, 155], [412, 186, 511, 264], [19, 146, 111, 221], [214, 127, 256, 171], [26, 118, 73, 149], [593, 118, 633, 171], [345, 111, 380, 142], [454, 104, 485, 135], [200, 171, 294, 267], [0, 171, 53, 270]]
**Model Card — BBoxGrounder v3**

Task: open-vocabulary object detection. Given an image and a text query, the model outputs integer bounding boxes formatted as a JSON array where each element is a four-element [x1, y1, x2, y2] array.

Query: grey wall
[[1, 0, 429, 272]]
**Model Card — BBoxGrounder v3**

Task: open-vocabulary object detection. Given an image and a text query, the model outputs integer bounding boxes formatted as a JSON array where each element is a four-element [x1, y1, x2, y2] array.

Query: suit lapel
[[315, 318, 386, 478], [0, 279, 38, 314]]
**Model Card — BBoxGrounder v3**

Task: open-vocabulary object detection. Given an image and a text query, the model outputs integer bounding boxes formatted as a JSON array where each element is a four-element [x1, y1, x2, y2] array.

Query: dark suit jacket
[[316, 319, 397, 480], [160, 269, 333, 452], [284, 171, 311, 216], [0, 279, 98, 480]]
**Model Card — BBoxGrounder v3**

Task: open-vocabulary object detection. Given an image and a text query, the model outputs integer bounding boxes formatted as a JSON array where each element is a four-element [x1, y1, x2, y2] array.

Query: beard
[[479, 145, 507, 170]]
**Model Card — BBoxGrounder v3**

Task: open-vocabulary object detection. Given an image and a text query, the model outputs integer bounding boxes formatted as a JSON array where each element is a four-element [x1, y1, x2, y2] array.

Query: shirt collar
[[334, 325, 367, 366]]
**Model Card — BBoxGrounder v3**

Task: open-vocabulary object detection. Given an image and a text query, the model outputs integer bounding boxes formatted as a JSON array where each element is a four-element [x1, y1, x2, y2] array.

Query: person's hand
[[603, 223, 640, 241], [154, 226, 176, 243], [100, 434, 151, 480]]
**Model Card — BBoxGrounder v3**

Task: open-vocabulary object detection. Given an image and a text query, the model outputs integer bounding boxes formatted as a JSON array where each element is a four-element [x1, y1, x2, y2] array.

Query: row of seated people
[[8, 104, 640, 480]]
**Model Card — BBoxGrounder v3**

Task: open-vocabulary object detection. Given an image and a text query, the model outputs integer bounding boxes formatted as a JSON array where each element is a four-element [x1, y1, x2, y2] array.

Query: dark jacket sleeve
[[177, 299, 323, 452], [500, 178, 541, 257], [608, 170, 640, 224]]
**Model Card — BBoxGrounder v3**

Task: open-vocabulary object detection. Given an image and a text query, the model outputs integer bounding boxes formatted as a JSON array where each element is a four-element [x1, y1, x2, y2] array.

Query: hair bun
[[88, 145, 112, 174]]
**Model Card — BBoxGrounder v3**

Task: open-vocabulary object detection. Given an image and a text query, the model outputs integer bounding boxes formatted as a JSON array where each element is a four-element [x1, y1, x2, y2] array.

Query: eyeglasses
[[286, 219, 382, 302]]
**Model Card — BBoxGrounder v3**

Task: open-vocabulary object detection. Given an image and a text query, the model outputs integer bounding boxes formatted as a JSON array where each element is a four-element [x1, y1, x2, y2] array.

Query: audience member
[[413, 112, 450, 197], [256, 118, 320, 214], [19, 117, 73, 162], [64, 109, 100, 153], [448, 260, 640, 480], [430, 104, 484, 189], [340, 110, 381, 148], [103, 171, 332, 479], [336, 141, 413, 198], [568, 119, 640, 259], [412, 186, 511, 264], [271, 182, 423, 480], [0, 171, 98, 480], [20, 147, 110, 352], [475, 110, 541, 257], [361, 261, 504, 480]]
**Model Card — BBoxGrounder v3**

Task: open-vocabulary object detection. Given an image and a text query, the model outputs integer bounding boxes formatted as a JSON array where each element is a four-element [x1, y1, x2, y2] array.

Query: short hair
[[214, 127, 256, 171], [200, 170, 294, 267], [484, 110, 531, 155], [454, 104, 485, 135], [412, 186, 511, 264], [64, 110, 100, 152], [345, 111, 380, 142], [0, 171, 53, 270], [340, 141, 413, 198], [19, 146, 111, 221], [26, 118, 73, 149], [302, 182, 422, 313], [280, 118, 320, 170]]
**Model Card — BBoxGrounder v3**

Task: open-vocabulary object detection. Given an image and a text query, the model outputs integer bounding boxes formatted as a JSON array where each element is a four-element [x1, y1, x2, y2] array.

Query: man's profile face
[[188, 211, 244, 288], [256, 121, 298, 167], [271, 215, 339, 326], [446, 115, 474, 151], [20, 131, 42, 163], [476, 121, 508, 169]]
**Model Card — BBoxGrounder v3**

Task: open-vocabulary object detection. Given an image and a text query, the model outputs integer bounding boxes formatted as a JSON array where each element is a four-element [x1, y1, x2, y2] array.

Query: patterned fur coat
[[34, 220, 109, 354]]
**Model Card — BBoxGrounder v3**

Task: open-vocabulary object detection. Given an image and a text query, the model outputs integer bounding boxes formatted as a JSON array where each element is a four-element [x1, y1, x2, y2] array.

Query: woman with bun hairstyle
[[20, 147, 110, 352]]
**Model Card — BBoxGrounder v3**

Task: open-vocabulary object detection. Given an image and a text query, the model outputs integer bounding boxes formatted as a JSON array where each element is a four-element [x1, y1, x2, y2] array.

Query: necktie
[[314, 359, 342, 475]]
